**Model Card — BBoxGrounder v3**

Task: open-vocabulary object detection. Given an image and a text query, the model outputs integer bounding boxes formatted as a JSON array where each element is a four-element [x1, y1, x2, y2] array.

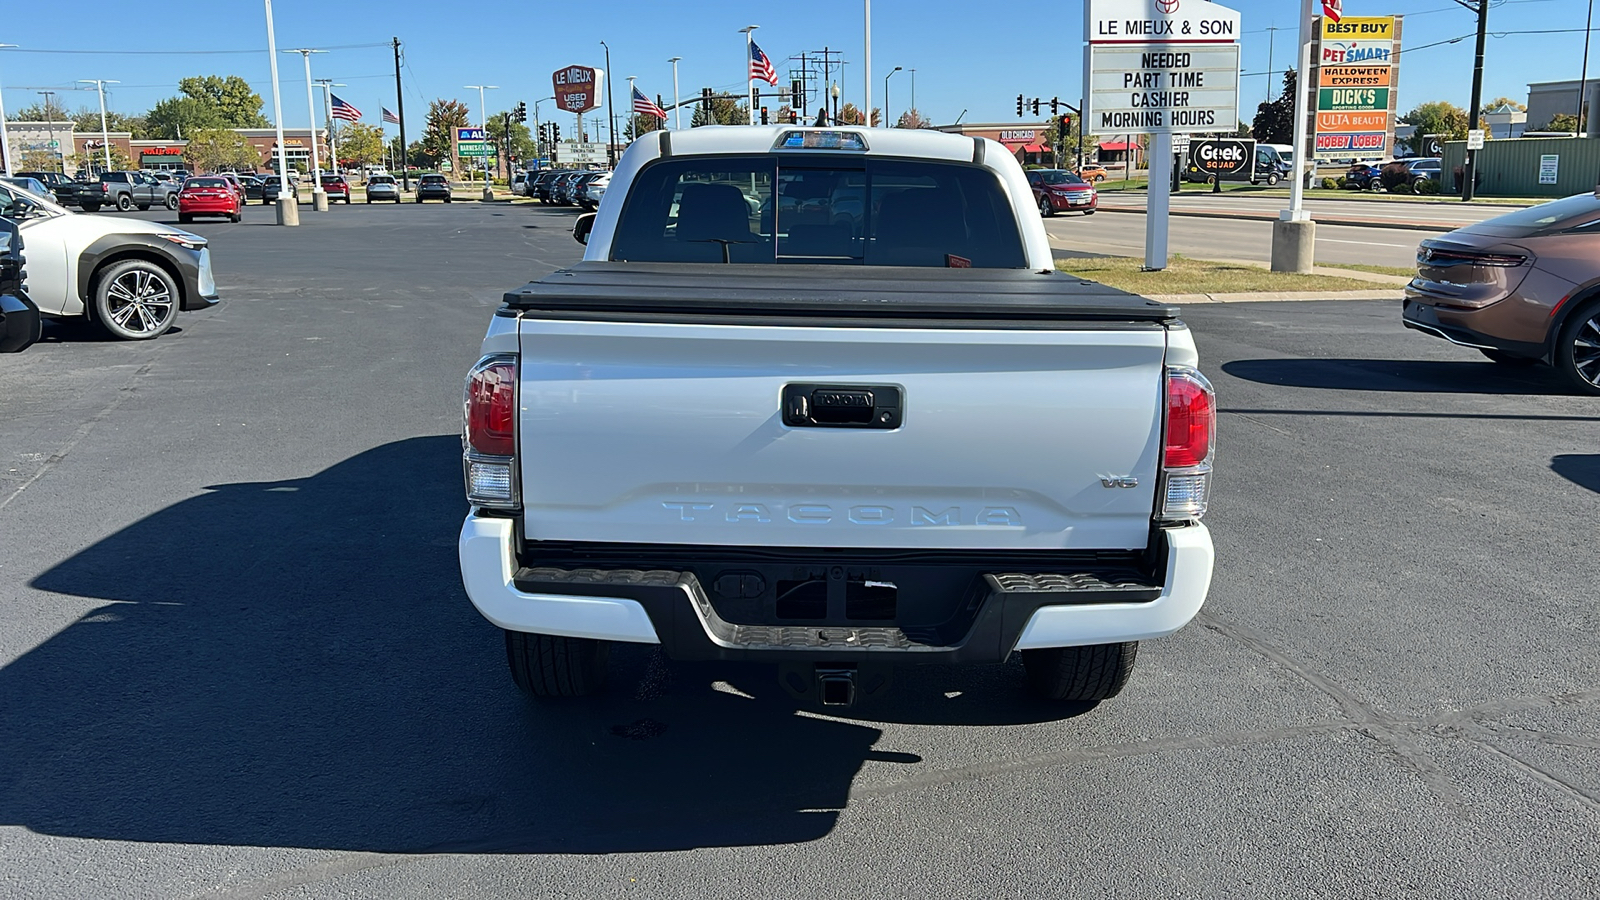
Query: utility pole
[[600, 41, 617, 166], [38, 90, 61, 172], [863, 0, 872, 125], [393, 37, 409, 191], [1581, 0, 1595, 136], [78, 79, 119, 175], [465, 84, 497, 199], [1458, 0, 1489, 201]]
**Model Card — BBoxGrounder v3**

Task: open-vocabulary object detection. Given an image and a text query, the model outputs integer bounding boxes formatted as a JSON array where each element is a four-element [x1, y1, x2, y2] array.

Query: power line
[[5, 41, 390, 56]]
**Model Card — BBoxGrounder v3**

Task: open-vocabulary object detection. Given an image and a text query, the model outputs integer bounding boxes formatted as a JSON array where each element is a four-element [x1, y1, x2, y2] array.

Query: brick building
[[5, 123, 326, 175]]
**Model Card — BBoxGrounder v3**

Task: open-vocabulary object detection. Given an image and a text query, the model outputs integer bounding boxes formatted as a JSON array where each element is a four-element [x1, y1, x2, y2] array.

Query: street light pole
[[0, 45, 16, 175], [668, 57, 682, 130], [37, 91, 62, 172], [909, 68, 916, 120], [739, 26, 759, 126], [285, 49, 328, 210], [831, 82, 841, 126], [314, 79, 345, 179], [600, 41, 617, 166], [261, 1, 295, 225], [465, 84, 498, 199], [1581, 0, 1595, 136], [77, 78, 120, 175], [864, 0, 873, 126], [533, 96, 554, 164], [885, 66, 901, 128]]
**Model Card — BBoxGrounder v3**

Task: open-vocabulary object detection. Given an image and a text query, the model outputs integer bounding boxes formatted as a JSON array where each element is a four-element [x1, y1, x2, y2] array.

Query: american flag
[[632, 85, 667, 119], [330, 94, 362, 122], [382, 107, 401, 124], [749, 41, 778, 86]]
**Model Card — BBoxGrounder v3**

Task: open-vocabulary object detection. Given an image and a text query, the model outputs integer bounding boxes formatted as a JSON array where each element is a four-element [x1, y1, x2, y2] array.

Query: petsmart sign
[[1086, 0, 1242, 134]]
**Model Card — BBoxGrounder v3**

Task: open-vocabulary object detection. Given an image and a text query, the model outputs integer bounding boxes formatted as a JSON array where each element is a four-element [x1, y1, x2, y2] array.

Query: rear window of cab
[[610, 155, 1026, 268]]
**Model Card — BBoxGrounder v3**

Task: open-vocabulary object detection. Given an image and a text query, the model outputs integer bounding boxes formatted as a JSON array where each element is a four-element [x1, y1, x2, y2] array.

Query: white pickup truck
[[458, 126, 1215, 708]]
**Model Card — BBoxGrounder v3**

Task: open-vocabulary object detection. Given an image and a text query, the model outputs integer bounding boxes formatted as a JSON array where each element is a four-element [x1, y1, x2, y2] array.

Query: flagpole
[[627, 76, 636, 138], [740, 25, 759, 126]]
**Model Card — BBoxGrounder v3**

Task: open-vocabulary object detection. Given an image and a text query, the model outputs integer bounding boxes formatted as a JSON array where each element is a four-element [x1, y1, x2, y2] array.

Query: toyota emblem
[[1157, 0, 1180, 13]]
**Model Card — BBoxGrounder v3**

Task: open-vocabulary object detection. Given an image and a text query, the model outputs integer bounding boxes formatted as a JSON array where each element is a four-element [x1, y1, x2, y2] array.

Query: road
[[2, 201, 1596, 899], [1043, 209, 1442, 269]]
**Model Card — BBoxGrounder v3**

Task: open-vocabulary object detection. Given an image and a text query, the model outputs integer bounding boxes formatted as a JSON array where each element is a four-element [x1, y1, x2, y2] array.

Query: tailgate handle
[[782, 384, 901, 429]]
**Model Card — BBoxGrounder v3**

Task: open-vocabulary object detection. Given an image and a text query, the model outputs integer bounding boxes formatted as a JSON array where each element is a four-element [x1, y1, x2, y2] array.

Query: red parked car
[[214, 172, 248, 204], [1027, 169, 1099, 216], [321, 174, 352, 204], [177, 176, 242, 223]]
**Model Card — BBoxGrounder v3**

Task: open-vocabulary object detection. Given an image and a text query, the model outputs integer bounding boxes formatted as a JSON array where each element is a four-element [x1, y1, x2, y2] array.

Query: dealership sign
[[552, 65, 604, 114], [1086, 0, 1242, 134], [1313, 13, 1398, 158]]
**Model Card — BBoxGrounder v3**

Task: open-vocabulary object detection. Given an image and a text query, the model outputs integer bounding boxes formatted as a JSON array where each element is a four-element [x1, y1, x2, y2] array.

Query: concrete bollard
[[1270, 218, 1316, 273], [481, 186, 495, 202], [275, 197, 300, 226], [311, 189, 329, 212]]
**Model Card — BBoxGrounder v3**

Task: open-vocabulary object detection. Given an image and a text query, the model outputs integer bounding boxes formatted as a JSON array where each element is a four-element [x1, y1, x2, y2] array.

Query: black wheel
[[1555, 301, 1600, 395], [177, 213, 192, 224], [82, 203, 102, 212], [504, 631, 610, 697], [135, 204, 150, 211], [165, 194, 179, 210], [230, 211, 242, 223], [115, 194, 133, 211], [1265, 172, 1281, 186], [1479, 348, 1537, 366], [366, 196, 372, 204], [91, 259, 179, 341], [1038, 193, 1055, 217], [344, 196, 351, 204], [416, 196, 423, 203], [1083, 209, 1096, 216], [394, 197, 401, 204], [1022, 642, 1138, 703], [445, 197, 453, 203]]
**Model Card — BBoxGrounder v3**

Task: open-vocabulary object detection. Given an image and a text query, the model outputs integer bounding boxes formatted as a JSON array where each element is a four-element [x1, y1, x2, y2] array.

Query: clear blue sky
[[1, 0, 1593, 132]]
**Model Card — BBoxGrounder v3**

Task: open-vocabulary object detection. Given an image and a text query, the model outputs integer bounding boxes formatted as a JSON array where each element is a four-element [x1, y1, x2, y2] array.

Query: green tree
[[184, 128, 258, 173], [178, 75, 269, 128], [895, 108, 930, 129], [836, 104, 882, 126], [14, 96, 70, 122], [1544, 112, 1580, 133], [626, 113, 663, 140], [1251, 69, 1296, 145], [486, 113, 538, 175], [338, 122, 386, 169], [421, 98, 471, 164], [1400, 101, 1469, 154], [72, 107, 146, 139], [691, 94, 746, 126], [17, 149, 61, 172], [145, 96, 222, 140], [1481, 97, 1527, 115]]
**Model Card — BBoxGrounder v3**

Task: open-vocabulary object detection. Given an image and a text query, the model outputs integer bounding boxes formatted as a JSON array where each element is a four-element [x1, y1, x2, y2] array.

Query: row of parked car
[[513, 170, 611, 210], [1344, 157, 1443, 191]]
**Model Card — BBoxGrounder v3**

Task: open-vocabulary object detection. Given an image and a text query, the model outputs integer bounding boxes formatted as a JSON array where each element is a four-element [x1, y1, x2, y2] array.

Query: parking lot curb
[[1093, 203, 1456, 232], [1147, 289, 1404, 304]]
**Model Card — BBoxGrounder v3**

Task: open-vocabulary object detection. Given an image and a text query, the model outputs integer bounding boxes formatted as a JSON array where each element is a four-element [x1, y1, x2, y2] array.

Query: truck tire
[[1265, 172, 1281, 186], [1022, 642, 1138, 703], [165, 194, 180, 210], [504, 631, 610, 697], [116, 194, 134, 212], [82, 203, 102, 212]]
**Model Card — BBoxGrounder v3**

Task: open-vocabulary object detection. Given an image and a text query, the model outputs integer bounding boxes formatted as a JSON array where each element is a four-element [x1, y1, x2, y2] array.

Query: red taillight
[[465, 357, 516, 456], [1164, 368, 1214, 469]]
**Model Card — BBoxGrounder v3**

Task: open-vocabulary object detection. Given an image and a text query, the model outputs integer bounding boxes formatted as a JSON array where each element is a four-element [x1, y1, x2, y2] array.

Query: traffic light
[[1030, 98, 1040, 116], [1060, 114, 1073, 132], [1016, 94, 1024, 117], [760, 106, 769, 124], [514, 101, 527, 123], [551, 123, 561, 142], [792, 80, 804, 108], [1051, 97, 1059, 115]]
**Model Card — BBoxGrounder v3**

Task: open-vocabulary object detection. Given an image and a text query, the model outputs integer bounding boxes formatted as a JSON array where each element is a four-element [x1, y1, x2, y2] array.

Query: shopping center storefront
[[136, 144, 188, 171], [930, 122, 1057, 165]]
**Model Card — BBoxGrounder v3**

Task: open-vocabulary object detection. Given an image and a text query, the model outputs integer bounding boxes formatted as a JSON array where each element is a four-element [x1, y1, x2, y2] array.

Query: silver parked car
[[365, 174, 401, 204]]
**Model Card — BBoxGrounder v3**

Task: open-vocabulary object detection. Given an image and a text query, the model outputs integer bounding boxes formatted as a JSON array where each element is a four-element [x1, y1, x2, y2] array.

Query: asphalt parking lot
[[2, 200, 1596, 899]]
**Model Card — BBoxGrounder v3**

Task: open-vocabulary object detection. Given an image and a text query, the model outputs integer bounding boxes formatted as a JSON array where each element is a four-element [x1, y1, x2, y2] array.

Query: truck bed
[[502, 262, 1180, 323]]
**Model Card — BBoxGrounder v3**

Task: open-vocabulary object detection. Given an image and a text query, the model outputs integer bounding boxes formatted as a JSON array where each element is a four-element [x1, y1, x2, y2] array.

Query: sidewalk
[[1092, 192, 1532, 231]]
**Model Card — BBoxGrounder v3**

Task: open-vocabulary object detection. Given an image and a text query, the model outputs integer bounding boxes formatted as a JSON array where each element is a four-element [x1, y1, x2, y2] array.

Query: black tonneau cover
[[502, 262, 1179, 323]]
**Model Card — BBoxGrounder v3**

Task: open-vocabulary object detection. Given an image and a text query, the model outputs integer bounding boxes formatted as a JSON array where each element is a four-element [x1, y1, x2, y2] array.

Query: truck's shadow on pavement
[[7, 435, 1071, 854]]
